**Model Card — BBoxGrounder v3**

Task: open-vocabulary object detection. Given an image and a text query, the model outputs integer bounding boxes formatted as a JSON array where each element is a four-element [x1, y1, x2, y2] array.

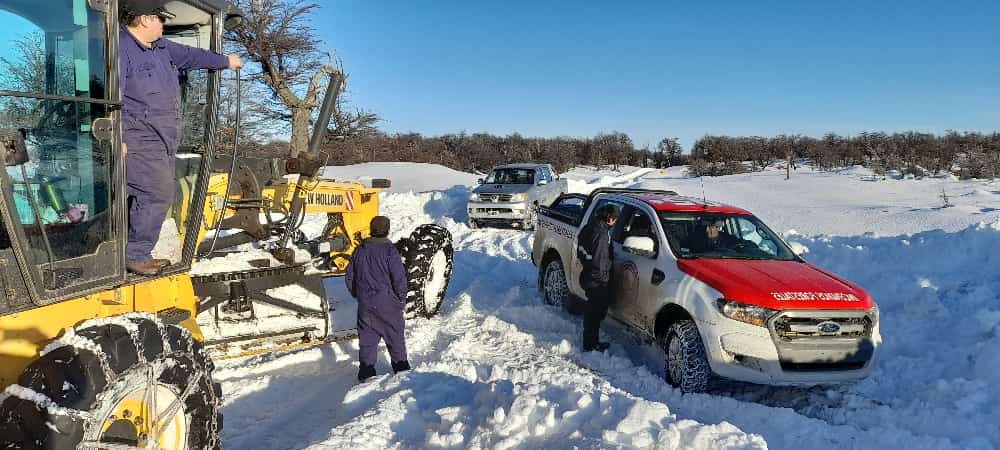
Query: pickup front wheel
[[662, 320, 712, 393]]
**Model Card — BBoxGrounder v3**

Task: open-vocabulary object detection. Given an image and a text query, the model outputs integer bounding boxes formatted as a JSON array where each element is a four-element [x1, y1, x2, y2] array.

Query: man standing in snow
[[346, 216, 411, 381], [577, 204, 619, 352]]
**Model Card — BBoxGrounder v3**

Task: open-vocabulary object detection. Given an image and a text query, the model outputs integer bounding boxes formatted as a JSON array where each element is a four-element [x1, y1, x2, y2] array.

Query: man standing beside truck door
[[577, 204, 619, 352]]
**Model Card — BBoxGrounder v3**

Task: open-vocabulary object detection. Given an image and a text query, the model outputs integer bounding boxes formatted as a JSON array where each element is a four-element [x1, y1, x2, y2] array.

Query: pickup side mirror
[[537, 179, 548, 186], [623, 236, 656, 258], [477, 178, 484, 184]]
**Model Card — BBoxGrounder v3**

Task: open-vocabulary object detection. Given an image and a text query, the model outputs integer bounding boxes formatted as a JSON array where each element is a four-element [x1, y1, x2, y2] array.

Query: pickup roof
[[467, 163, 568, 229], [532, 188, 881, 392]]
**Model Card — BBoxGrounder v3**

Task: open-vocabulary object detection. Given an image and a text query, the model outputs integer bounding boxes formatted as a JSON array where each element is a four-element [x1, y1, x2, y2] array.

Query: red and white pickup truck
[[532, 188, 880, 392]]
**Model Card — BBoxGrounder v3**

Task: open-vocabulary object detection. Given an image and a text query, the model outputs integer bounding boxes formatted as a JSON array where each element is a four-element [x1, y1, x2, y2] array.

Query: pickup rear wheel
[[661, 320, 712, 393], [541, 257, 570, 310]]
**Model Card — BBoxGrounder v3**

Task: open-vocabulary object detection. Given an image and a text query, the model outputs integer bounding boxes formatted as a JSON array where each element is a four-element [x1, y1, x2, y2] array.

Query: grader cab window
[[0, 1, 116, 290]]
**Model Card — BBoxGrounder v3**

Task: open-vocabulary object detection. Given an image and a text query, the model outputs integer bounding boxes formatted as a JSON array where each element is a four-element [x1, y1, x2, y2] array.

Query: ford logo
[[817, 321, 841, 334]]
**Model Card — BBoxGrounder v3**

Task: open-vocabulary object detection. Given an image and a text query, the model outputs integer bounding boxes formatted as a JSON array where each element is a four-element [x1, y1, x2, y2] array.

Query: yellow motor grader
[[0, 0, 453, 448]]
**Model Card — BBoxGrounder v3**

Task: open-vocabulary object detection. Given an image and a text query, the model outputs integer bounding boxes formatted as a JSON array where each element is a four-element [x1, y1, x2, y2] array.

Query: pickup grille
[[478, 193, 513, 202], [771, 315, 872, 340]]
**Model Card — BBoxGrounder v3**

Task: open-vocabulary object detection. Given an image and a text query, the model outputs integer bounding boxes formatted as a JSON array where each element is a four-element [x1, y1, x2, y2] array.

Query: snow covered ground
[[215, 163, 1000, 450]]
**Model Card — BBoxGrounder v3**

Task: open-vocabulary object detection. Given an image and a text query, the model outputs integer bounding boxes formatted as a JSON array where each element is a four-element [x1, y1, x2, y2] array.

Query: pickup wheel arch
[[654, 303, 694, 338]]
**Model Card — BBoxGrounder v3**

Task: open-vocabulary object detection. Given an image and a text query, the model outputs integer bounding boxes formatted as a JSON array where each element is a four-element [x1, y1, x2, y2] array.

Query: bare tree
[[656, 137, 682, 168], [226, 0, 378, 158]]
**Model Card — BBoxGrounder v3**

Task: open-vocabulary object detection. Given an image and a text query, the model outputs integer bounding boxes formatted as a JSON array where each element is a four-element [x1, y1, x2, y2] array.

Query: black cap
[[122, 0, 176, 19], [370, 216, 390, 238]]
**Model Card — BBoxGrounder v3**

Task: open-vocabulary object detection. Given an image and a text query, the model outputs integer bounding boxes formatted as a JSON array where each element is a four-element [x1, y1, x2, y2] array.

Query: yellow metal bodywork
[[0, 172, 387, 390], [0, 275, 203, 391], [199, 173, 384, 272]]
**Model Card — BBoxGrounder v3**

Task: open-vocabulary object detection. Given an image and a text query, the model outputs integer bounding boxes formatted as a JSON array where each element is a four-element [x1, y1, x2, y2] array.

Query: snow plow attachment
[[192, 263, 343, 360], [191, 225, 454, 360]]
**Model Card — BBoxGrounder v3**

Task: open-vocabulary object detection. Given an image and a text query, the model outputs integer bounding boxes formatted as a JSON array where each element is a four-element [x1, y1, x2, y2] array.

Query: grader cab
[[0, 0, 453, 447]]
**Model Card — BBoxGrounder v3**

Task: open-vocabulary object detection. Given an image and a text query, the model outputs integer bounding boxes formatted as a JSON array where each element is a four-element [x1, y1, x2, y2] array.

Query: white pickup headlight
[[716, 299, 777, 327], [510, 193, 528, 202], [469, 193, 479, 201]]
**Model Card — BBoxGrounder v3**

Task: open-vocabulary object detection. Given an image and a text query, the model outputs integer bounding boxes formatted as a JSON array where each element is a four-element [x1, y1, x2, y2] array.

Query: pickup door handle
[[651, 269, 665, 285]]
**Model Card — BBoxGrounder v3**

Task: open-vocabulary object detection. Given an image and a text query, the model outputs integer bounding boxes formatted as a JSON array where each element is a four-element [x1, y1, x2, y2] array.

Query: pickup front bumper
[[701, 308, 880, 385], [467, 201, 530, 223]]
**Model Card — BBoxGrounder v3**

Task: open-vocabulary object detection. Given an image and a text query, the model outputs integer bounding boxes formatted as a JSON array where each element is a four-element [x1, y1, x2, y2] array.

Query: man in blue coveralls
[[120, 0, 243, 275], [345, 216, 411, 382]]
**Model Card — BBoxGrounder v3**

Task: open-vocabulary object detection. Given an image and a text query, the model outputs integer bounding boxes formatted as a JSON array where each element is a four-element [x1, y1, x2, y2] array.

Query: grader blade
[[191, 263, 349, 359]]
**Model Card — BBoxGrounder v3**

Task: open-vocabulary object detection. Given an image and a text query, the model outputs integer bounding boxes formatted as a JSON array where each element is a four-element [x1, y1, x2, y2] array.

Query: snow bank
[[781, 220, 1000, 446], [215, 163, 1000, 450], [635, 164, 1000, 237], [320, 162, 481, 194]]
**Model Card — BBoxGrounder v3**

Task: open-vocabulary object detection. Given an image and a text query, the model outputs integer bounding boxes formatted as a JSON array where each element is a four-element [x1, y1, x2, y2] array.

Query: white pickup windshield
[[659, 212, 797, 260], [485, 168, 535, 184]]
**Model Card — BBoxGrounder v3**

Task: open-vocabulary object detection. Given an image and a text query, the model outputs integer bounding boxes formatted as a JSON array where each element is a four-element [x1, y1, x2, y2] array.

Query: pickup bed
[[532, 188, 881, 392]]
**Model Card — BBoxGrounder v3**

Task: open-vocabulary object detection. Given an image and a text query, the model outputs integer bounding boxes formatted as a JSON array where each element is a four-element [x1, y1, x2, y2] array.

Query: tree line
[[688, 132, 1000, 179], [243, 132, 689, 174]]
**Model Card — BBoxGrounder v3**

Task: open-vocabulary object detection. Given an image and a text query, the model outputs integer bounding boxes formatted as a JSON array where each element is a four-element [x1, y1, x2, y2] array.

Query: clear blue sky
[[316, 0, 999, 150]]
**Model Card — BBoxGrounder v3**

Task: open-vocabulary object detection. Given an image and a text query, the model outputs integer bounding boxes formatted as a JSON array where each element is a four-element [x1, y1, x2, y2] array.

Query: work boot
[[127, 260, 164, 276], [152, 259, 171, 268], [583, 342, 610, 353], [358, 364, 376, 382], [391, 360, 411, 374]]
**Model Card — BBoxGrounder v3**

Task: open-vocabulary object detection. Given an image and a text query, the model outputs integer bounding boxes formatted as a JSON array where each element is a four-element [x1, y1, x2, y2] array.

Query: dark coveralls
[[577, 219, 614, 349], [345, 237, 409, 368], [120, 28, 228, 264]]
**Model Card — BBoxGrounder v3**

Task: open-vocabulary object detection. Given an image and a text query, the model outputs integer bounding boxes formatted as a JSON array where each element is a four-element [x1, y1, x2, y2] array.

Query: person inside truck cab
[[687, 218, 746, 253]]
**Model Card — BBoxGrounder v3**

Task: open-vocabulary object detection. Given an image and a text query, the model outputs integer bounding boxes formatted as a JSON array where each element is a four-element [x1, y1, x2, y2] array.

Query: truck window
[[539, 167, 552, 182], [485, 168, 534, 184], [586, 199, 624, 230], [659, 212, 796, 260], [613, 206, 658, 254]]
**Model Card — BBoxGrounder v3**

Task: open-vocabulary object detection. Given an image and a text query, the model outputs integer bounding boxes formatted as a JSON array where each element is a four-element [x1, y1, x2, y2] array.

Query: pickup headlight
[[868, 304, 879, 324], [716, 299, 777, 327], [510, 193, 528, 202], [469, 193, 479, 201]]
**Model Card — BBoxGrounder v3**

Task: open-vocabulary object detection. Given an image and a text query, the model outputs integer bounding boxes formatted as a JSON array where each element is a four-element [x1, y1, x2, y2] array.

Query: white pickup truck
[[467, 163, 568, 229], [532, 188, 881, 392]]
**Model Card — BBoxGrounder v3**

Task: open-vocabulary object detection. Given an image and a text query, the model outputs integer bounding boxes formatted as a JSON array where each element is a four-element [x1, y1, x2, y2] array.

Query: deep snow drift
[[215, 163, 1000, 450]]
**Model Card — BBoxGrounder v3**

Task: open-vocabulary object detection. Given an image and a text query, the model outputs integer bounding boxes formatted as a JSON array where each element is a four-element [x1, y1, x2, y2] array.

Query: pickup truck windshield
[[659, 212, 797, 260], [485, 168, 535, 184]]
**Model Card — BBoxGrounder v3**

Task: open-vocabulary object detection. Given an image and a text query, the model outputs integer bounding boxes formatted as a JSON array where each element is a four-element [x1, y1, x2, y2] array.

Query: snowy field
[[214, 163, 1000, 450]]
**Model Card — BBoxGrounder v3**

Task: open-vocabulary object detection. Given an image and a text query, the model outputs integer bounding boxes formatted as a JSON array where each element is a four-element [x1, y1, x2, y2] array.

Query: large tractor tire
[[0, 315, 222, 450], [397, 224, 454, 319]]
